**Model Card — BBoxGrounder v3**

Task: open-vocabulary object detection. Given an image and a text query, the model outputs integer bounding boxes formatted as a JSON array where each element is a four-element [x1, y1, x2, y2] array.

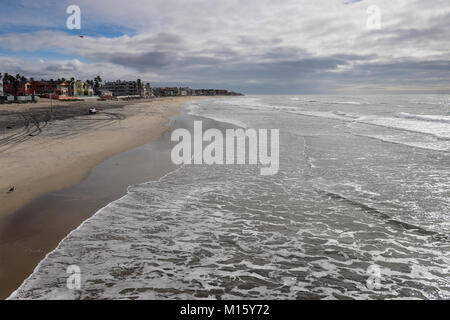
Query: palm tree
[[93, 76, 103, 95], [7, 74, 23, 100], [137, 79, 143, 96], [29, 77, 35, 100]]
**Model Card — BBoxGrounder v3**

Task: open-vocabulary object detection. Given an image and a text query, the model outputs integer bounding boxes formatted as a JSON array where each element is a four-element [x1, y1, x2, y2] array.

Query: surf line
[[171, 120, 280, 175]]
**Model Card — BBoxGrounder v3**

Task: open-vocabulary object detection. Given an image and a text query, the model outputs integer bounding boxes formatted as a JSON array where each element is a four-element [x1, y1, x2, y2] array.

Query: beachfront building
[[151, 87, 242, 97], [67, 80, 94, 97], [151, 86, 243, 97], [180, 87, 190, 96], [152, 87, 181, 97], [195, 89, 222, 96], [143, 83, 154, 98], [51, 80, 69, 96], [84, 83, 94, 97], [101, 80, 141, 97], [3, 81, 34, 96], [34, 81, 52, 96], [34, 80, 69, 97], [99, 89, 114, 99], [69, 80, 82, 96]]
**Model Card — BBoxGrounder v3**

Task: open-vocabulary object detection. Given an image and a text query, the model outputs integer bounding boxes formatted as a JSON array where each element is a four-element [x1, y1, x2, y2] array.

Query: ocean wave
[[359, 116, 450, 141], [313, 187, 440, 238], [198, 114, 249, 129], [285, 109, 450, 142], [324, 101, 364, 105], [350, 132, 450, 152], [185, 102, 249, 128]]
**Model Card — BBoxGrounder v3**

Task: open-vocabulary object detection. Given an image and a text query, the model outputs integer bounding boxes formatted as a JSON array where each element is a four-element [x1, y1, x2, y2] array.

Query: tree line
[[0, 73, 104, 99]]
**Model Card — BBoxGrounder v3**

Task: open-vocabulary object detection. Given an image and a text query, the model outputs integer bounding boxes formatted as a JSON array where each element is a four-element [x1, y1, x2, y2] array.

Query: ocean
[[10, 95, 450, 300]]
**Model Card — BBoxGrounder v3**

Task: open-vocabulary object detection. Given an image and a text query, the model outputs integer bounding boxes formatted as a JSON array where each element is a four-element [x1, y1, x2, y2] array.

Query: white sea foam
[[11, 162, 449, 299], [360, 116, 450, 140], [186, 101, 249, 128], [198, 114, 249, 129], [11, 95, 450, 300], [395, 112, 450, 123], [284, 109, 450, 149]]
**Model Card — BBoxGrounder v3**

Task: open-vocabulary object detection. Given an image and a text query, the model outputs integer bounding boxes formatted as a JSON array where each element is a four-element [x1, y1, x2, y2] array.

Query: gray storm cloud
[[0, 0, 449, 93]]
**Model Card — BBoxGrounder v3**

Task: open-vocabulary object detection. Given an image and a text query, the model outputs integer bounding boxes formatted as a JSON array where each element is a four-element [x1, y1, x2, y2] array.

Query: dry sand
[[0, 96, 211, 217]]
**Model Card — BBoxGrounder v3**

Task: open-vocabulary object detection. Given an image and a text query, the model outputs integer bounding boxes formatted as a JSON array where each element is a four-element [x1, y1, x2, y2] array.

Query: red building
[[33, 81, 69, 97], [4, 80, 69, 97], [3, 81, 34, 96]]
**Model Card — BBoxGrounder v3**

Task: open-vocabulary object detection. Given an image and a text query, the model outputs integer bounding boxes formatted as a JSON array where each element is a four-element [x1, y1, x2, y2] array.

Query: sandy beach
[[0, 97, 212, 217], [0, 96, 216, 299]]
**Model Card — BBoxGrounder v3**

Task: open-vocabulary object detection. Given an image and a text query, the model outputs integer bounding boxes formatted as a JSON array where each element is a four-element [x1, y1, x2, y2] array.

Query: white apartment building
[[101, 80, 142, 97]]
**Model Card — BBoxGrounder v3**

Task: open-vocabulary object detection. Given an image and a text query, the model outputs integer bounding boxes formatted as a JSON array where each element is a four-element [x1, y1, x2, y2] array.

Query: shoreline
[[0, 96, 222, 299], [0, 96, 214, 217]]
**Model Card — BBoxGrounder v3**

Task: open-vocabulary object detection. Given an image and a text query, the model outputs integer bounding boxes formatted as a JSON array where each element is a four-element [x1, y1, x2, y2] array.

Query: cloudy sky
[[0, 0, 449, 94]]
